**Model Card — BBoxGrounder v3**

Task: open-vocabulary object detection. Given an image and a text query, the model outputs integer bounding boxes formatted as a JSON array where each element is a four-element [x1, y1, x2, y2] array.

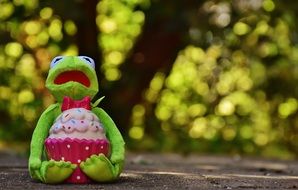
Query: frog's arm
[[92, 107, 125, 176], [29, 103, 60, 181]]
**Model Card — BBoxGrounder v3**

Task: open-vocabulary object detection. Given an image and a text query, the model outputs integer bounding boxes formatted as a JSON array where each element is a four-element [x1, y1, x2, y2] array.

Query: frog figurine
[[29, 56, 125, 184]]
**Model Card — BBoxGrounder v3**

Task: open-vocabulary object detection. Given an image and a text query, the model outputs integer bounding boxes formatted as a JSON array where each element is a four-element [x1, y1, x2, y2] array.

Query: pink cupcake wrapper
[[45, 138, 110, 183]]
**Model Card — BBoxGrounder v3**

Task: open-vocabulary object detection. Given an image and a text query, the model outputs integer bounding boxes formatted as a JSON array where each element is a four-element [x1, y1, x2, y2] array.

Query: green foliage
[[97, 0, 148, 81], [128, 0, 298, 159], [0, 0, 146, 151], [0, 0, 297, 159], [0, 0, 77, 150]]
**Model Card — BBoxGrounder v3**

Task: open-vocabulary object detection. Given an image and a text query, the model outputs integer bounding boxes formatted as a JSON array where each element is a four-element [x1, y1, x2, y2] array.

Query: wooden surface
[[0, 152, 297, 190]]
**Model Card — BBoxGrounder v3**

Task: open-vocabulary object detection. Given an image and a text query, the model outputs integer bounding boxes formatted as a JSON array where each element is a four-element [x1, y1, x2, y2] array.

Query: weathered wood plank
[[0, 153, 297, 189]]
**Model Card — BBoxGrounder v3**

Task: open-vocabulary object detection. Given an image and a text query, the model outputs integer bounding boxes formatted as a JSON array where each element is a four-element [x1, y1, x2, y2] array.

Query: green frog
[[28, 56, 125, 184]]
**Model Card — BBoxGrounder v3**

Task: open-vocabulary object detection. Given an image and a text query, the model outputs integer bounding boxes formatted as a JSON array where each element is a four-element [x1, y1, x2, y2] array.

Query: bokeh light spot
[[64, 20, 77, 36], [155, 106, 171, 121], [40, 7, 53, 19], [100, 19, 117, 33], [0, 3, 14, 20], [254, 133, 269, 146], [23, 107, 36, 122], [278, 98, 298, 118], [107, 51, 124, 65], [132, 11, 145, 23], [129, 126, 144, 140], [233, 22, 250, 35], [149, 72, 165, 91], [18, 90, 34, 104], [16, 54, 36, 78], [0, 86, 12, 100], [255, 21, 269, 35], [188, 104, 207, 117], [26, 36, 38, 48], [5, 42, 23, 57], [49, 19, 63, 41], [37, 31, 49, 45], [262, 0, 275, 12], [133, 104, 145, 117], [240, 125, 253, 139], [24, 21, 41, 35], [217, 99, 235, 116], [189, 117, 207, 138], [105, 68, 121, 81], [222, 128, 236, 141], [62, 44, 78, 56]]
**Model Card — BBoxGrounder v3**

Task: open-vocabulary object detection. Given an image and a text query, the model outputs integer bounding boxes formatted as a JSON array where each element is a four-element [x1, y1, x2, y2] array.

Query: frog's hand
[[40, 160, 76, 184], [80, 154, 123, 182], [28, 103, 60, 181], [82, 107, 125, 182]]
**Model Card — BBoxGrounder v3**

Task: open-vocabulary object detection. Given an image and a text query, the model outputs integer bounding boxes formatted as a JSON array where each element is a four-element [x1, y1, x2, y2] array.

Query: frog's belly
[[47, 107, 107, 141]]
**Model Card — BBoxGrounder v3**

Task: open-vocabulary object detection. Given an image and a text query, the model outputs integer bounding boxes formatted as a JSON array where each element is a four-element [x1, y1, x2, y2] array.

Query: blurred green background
[[0, 0, 297, 159]]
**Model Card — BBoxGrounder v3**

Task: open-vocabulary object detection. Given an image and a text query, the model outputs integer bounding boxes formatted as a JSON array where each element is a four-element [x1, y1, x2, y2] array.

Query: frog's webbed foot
[[40, 160, 76, 184], [80, 154, 121, 182]]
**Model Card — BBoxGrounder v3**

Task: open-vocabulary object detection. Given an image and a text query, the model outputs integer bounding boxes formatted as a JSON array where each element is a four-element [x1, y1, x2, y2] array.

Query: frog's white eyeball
[[50, 56, 64, 68], [79, 56, 95, 69]]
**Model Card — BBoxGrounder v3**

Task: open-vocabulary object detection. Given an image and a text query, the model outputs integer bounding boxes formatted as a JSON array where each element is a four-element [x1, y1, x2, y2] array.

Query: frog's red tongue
[[54, 71, 90, 87]]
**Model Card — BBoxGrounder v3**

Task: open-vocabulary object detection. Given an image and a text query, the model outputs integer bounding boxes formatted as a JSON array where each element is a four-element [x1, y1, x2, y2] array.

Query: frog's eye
[[79, 56, 95, 69], [50, 56, 64, 68]]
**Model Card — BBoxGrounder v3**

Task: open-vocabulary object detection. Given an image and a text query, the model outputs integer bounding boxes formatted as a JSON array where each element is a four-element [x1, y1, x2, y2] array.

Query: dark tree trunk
[[76, 0, 102, 77]]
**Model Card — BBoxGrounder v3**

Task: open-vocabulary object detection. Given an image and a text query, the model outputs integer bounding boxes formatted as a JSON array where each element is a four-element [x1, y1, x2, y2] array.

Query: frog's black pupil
[[54, 57, 62, 63], [83, 57, 91, 63]]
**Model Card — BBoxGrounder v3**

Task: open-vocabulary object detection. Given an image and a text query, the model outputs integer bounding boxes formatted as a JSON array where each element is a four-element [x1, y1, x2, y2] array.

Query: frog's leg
[[80, 107, 125, 182], [29, 103, 76, 183]]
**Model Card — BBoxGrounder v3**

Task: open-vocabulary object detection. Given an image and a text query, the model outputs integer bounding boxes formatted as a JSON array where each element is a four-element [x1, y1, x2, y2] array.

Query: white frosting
[[48, 108, 107, 140]]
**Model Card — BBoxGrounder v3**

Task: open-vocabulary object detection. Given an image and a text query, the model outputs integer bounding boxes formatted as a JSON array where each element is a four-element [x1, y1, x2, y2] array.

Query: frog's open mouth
[[54, 70, 90, 87]]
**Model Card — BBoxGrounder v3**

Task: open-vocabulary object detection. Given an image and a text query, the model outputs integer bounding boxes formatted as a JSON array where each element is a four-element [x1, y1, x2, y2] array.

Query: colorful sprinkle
[[77, 109, 81, 112], [71, 120, 75, 124], [81, 120, 84, 123], [65, 114, 69, 118]]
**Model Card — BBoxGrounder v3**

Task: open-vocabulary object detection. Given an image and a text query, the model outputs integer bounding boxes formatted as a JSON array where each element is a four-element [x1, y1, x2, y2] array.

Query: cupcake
[[44, 107, 110, 183]]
